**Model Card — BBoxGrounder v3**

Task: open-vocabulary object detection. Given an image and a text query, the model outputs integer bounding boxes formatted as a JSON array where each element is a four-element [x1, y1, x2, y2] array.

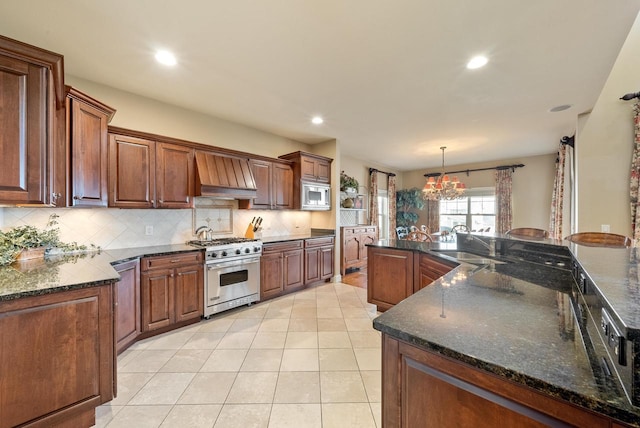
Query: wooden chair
[[420, 225, 430, 234], [506, 228, 549, 239], [564, 232, 632, 248], [406, 231, 433, 242], [451, 225, 469, 234]]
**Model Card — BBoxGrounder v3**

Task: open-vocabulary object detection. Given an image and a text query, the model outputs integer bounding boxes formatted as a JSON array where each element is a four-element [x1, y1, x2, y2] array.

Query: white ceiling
[[2, 1, 639, 171]]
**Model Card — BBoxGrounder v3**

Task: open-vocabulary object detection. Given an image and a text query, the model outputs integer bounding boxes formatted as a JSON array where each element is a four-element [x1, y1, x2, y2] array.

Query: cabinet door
[[109, 134, 156, 208], [367, 247, 413, 312], [260, 252, 284, 300], [0, 55, 51, 205], [320, 246, 334, 280], [300, 157, 317, 182], [360, 232, 378, 264], [272, 162, 293, 209], [343, 235, 362, 269], [114, 260, 140, 354], [283, 249, 304, 290], [249, 159, 272, 209], [315, 159, 331, 183], [174, 264, 203, 323], [141, 269, 174, 331], [156, 142, 194, 208], [304, 248, 320, 284], [68, 96, 110, 207]]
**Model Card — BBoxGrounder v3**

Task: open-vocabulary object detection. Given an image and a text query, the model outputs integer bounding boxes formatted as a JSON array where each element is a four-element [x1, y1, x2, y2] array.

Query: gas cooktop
[[188, 237, 261, 248]]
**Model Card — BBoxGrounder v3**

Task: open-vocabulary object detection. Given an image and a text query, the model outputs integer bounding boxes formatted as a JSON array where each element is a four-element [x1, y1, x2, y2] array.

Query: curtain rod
[[560, 135, 574, 147], [423, 163, 525, 178], [369, 168, 396, 177]]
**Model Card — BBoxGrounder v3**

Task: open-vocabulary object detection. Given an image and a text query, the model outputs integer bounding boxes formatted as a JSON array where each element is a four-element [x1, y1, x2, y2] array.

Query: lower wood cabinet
[[0, 284, 115, 428], [368, 247, 456, 312], [341, 226, 377, 275], [260, 240, 304, 300], [141, 251, 203, 332], [114, 259, 141, 354], [382, 334, 625, 428], [304, 236, 335, 285]]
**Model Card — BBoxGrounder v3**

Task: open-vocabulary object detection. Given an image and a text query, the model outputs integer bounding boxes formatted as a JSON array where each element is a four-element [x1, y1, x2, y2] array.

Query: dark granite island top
[[370, 237, 640, 426], [0, 244, 201, 301]]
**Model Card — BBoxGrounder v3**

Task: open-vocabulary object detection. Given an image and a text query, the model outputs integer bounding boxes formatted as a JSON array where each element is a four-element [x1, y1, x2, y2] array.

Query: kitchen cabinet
[[114, 259, 140, 354], [341, 225, 377, 275], [0, 35, 66, 206], [66, 86, 116, 207], [280, 151, 332, 184], [367, 246, 414, 312], [304, 236, 335, 285], [381, 334, 620, 428], [416, 253, 456, 292], [260, 240, 304, 300], [109, 131, 194, 208], [239, 158, 293, 210], [141, 251, 203, 332], [0, 284, 115, 428]]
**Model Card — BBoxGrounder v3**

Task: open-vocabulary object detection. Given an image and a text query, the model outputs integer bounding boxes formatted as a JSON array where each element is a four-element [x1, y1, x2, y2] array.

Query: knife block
[[244, 224, 255, 239]]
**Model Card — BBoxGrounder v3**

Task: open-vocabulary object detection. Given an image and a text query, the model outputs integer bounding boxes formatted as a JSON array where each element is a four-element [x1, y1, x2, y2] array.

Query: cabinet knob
[[159, 200, 164, 203], [73, 195, 80, 200]]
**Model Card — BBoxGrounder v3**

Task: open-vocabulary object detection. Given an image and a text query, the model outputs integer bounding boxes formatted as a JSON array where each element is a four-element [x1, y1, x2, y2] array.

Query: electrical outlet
[[601, 224, 610, 233], [145, 225, 154, 236]]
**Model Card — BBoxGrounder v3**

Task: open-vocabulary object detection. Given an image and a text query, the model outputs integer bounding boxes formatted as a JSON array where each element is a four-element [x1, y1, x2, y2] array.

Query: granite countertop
[[261, 229, 335, 244], [371, 237, 640, 426], [0, 244, 201, 302]]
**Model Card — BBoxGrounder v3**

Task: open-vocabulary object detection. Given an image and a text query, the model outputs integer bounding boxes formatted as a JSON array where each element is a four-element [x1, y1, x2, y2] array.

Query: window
[[439, 189, 495, 232], [377, 190, 389, 240]]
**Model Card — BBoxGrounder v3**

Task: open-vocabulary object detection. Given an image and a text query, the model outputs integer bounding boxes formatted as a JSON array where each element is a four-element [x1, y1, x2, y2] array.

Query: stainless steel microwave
[[301, 182, 331, 210]]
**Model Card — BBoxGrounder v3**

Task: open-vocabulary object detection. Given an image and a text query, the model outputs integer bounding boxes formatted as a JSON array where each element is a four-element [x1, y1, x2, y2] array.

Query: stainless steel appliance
[[188, 237, 263, 318], [301, 181, 331, 211], [571, 259, 637, 407]]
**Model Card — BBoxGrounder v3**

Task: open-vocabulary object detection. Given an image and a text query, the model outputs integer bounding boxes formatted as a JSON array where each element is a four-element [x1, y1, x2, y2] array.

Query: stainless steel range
[[188, 237, 263, 318]]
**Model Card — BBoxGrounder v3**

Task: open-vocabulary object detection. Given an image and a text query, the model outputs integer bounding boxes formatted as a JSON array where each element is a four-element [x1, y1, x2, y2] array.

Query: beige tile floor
[[95, 282, 382, 428]]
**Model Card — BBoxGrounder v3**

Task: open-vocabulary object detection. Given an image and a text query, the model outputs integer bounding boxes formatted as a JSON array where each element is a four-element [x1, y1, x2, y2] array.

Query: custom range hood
[[195, 151, 257, 199]]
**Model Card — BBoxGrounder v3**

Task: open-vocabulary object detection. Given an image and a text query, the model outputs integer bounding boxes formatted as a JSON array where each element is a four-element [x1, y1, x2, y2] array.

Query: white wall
[[576, 12, 640, 235]]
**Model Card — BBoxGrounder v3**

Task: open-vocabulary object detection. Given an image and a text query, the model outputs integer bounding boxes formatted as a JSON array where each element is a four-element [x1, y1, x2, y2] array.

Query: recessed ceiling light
[[549, 104, 572, 113], [466, 55, 488, 70], [155, 50, 177, 66], [311, 116, 324, 125]]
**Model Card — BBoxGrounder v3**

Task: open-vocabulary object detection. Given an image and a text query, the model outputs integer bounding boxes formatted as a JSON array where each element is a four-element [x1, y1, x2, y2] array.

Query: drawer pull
[[171, 260, 180, 263]]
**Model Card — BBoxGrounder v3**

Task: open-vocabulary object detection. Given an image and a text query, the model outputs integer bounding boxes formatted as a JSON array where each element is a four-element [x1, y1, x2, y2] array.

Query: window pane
[[439, 215, 466, 232], [440, 197, 469, 214], [377, 193, 389, 240], [470, 195, 495, 214], [471, 215, 495, 232]]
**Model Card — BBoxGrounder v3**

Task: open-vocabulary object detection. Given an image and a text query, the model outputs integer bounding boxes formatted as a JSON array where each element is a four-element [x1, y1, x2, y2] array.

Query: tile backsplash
[[0, 204, 311, 250]]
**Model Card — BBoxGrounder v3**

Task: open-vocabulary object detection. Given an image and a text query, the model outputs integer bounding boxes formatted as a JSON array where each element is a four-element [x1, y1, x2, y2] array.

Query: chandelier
[[422, 146, 465, 201]]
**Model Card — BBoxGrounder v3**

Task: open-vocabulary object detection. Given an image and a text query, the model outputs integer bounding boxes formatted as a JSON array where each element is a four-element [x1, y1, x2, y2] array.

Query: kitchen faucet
[[464, 234, 496, 257]]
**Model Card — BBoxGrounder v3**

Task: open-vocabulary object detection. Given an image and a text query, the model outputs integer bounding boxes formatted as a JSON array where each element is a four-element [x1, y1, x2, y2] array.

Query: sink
[[432, 250, 506, 265]]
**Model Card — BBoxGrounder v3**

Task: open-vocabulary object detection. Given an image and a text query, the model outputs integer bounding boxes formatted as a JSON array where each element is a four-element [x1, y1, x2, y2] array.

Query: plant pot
[[342, 187, 357, 195], [16, 247, 46, 261]]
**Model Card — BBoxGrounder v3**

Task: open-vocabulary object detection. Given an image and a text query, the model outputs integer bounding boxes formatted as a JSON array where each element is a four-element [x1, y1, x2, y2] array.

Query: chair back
[[406, 231, 433, 242], [506, 228, 548, 239], [451, 225, 469, 234], [420, 225, 430, 234], [564, 232, 632, 248]]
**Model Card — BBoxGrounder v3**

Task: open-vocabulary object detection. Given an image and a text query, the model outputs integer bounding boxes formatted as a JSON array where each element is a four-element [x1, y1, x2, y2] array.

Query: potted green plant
[[0, 214, 98, 266], [340, 171, 359, 193], [396, 187, 425, 228]]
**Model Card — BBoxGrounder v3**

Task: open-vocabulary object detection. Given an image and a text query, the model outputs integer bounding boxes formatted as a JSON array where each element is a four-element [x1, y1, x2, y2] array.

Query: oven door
[[205, 256, 260, 315]]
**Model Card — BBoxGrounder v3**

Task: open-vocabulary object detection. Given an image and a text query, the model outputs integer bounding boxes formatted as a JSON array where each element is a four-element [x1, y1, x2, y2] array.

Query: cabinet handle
[[170, 274, 174, 278], [171, 260, 180, 263], [73, 195, 80, 200], [159, 200, 164, 203]]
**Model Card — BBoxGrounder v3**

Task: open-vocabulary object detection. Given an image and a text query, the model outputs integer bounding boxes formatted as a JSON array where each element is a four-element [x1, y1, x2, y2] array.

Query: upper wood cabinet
[[66, 86, 116, 207], [108, 131, 194, 208], [0, 35, 65, 206], [279, 151, 332, 184], [156, 142, 194, 208], [109, 133, 156, 208], [240, 159, 293, 210]]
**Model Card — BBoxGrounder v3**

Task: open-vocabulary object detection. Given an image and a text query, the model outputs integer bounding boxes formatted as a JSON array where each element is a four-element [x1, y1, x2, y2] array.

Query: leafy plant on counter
[[340, 171, 359, 191], [396, 187, 425, 227], [0, 214, 99, 266]]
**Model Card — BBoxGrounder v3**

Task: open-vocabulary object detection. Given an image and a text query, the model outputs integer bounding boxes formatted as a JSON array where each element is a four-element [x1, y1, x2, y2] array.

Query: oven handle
[[206, 257, 261, 270]]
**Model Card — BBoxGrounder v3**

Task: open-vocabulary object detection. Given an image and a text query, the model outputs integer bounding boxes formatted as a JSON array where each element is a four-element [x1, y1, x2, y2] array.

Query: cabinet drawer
[[343, 228, 358, 236], [365, 227, 377, 234], [141, 251, 203, 271], [263, 240, 304, 253], [305, 237, 335, 248]]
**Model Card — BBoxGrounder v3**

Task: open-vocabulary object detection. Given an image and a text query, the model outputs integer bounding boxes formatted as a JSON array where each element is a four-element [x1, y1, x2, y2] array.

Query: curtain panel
[[388, 175, 397, 239], [549, 143, 567, 239], [369, 171, 379, 226], [427, 200, 439, 233], [632, 103, 640, 244], [495, 169, 513, 234]]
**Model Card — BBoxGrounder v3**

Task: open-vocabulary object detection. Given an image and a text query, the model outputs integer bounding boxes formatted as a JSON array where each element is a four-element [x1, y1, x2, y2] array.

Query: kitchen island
[[370, 236, 640, 427]]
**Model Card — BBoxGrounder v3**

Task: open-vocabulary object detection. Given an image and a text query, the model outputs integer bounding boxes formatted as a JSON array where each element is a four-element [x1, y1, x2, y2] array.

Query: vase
[[342, 198, 354, 208]]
